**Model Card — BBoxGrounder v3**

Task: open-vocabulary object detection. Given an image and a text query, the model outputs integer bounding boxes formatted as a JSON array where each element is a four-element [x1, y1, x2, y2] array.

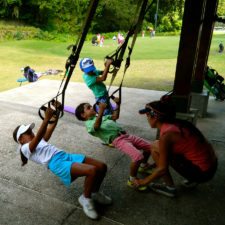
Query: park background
[[0, 0, 225, 92]]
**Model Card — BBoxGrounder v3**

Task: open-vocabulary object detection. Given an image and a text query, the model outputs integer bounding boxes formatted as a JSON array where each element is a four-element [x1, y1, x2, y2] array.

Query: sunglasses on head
[[146, 110, 157, 118], [139, 107, 159, 118]]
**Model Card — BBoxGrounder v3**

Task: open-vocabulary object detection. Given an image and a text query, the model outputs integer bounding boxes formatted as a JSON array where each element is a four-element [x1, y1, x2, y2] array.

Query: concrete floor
[[0, 80, 224, 225]]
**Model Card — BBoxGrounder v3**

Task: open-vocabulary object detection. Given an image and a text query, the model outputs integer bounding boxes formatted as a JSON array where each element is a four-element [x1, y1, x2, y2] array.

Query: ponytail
[[175, 119, 206, 143], [20, 150, 28, 166]]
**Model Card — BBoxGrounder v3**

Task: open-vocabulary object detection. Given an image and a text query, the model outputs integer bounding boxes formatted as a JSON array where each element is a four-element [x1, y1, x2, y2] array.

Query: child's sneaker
[[138, 163, 156, 174], [181, 179, 198, 188], [91, 192, 112, 205], [149, 183, 177, 197], [78, 195, 98, 220], [127, 180, 148, 191], [101, 143, 114, 148]]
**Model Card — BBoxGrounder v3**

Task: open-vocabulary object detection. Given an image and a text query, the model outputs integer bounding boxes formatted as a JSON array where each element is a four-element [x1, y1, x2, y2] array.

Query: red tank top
[[160, 123, 215, 171]]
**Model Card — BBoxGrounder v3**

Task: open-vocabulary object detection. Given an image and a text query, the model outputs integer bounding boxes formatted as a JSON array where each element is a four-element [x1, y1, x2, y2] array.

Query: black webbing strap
[[106, 29, 133, 94], [38, 0, 99, 121], [105, 1, 146, 93], [108, 0, 153, 104]]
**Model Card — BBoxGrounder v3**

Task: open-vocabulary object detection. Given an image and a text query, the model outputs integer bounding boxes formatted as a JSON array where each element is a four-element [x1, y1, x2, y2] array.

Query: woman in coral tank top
[[134, 97, 217, 197]]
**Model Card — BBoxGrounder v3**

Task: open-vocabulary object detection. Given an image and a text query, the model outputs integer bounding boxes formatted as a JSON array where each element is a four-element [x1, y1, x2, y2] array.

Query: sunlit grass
[[0, 34, 224, 92]]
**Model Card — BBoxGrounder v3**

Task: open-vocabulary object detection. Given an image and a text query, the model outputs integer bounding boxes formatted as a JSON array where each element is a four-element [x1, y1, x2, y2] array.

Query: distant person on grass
[[99, 35, 104, 47], [132, 98, 218, 197], [91, 36, 98, 46], [219, 42, 224, 53], [13, 101, 111, 220], [75, 101, 153, 191], [79, 57, 114, 115], [23, 66, 39, 82]]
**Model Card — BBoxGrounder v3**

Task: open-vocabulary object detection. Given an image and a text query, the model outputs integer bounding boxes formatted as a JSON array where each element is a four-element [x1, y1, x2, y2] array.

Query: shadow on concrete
[[0, 80, 224, 225]]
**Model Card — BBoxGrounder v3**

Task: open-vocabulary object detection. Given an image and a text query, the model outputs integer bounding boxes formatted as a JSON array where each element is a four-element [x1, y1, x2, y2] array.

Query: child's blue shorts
[[48, 151, 85, 186], [95, 96, 114, 115]]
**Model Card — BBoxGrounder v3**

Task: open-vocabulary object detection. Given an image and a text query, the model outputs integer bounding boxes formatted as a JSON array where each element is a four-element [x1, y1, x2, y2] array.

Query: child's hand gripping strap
[[38, 99, 63, 124], [105, 56, 121, 74]]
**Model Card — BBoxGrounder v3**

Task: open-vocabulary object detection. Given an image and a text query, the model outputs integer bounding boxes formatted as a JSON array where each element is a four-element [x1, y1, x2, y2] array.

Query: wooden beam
[[173, 0, 206, 112], [191, 0, 219, 92]]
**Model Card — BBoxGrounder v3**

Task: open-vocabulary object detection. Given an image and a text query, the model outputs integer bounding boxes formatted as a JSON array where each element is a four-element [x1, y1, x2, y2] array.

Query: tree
[[92, 0, 139, 33], [145, 0, 184, 32], [0, 0, 186, 34], [0, 0, 22, 19], [217, 0, 225, 16]]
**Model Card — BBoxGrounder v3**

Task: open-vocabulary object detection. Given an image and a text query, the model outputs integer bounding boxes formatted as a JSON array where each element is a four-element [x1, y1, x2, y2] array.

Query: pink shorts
[[112, 134, 151, 162]]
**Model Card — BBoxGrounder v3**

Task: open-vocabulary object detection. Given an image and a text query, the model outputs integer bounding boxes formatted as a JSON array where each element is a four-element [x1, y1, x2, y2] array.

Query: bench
[[17, 77, 28, 86]]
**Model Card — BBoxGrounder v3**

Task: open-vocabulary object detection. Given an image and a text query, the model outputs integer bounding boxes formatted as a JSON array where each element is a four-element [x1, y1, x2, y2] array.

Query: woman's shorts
[[170, 154, 217, 183], [48, 151, 85, 186]]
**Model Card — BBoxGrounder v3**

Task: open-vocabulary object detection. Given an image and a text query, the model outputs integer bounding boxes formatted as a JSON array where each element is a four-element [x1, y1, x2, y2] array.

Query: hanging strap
[[105, 0, 146, 93], [108, 0, 154, 104], [38, 0, 100, 122]]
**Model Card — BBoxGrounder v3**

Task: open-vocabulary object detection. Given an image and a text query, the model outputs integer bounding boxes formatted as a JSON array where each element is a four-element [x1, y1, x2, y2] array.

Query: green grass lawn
[[0, 34, 225, 92]]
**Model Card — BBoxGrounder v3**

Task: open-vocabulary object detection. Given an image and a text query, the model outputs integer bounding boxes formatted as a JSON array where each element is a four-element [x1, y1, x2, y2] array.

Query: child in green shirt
[[75, 101, 153, 191], [79, 57, 113, 115]]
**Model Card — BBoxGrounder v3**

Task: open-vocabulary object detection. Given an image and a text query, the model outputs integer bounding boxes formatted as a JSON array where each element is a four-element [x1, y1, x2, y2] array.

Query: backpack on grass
[[24, 66, 38, 82]]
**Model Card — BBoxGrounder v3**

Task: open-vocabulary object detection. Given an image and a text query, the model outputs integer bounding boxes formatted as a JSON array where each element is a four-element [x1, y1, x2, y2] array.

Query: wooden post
[[191, 0, 219, 92], [173, 0, 206, 112]]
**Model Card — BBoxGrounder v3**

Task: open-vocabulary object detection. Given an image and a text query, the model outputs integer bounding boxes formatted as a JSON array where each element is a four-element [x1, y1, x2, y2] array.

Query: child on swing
[[79, 57, 114, 115], [75, 99, 153, 191], [12, 101, 111, 220]]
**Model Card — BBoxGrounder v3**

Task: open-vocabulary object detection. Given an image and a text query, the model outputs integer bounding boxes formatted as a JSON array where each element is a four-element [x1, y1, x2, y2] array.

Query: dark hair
[[148, 100, 176, 123], [148, 99, 206, 142], [75, 103, 88, 121], [13, 126, 20, 143], [13, 125, 28, 166], [20, 151, 28, 166], [175, 119, 206, 142], [24, 66, 30, 73]]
